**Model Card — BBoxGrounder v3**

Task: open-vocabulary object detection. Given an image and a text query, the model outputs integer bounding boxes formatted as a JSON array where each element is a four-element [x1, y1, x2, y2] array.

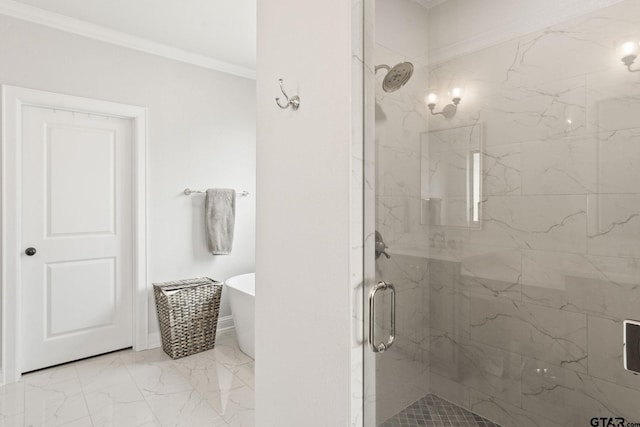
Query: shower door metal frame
[[361, 0, 381, 424]]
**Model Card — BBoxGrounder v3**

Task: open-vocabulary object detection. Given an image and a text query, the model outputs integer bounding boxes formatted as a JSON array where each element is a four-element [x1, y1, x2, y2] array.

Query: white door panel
[[47, 125, 116, 236], [47, 257, 116, 335], [21, 106, 133, 372]]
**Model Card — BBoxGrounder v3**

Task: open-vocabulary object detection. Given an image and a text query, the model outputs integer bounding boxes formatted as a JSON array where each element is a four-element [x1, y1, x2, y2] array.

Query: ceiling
[[8, 0, 256, 70]]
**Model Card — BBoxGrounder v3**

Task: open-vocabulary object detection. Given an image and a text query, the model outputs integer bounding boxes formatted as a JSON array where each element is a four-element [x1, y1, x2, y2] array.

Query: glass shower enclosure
[[364, 1, 640, 426]]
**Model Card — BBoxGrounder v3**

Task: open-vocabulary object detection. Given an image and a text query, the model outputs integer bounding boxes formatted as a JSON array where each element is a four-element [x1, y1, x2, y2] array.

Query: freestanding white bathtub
[[224, 273, 255, 359]]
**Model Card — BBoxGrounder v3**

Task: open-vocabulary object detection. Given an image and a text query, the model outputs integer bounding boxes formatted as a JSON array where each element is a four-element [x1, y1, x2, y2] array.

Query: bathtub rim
[[224, 272, 255, 297]]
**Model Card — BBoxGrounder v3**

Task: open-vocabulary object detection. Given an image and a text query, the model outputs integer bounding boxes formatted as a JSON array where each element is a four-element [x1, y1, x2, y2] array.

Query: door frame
[[1, 85, 149, 384]]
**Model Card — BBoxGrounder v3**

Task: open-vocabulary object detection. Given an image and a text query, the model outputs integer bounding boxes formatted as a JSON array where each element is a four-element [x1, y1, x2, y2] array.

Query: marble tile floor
[[380, 394, 500, 427], [0, 329, 254, 427]]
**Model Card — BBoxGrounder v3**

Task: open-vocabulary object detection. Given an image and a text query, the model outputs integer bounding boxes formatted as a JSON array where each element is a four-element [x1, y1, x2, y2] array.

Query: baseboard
[[217, 315, 235, 331], [147, 331, 161, 349], [146, 315, 235, 349]]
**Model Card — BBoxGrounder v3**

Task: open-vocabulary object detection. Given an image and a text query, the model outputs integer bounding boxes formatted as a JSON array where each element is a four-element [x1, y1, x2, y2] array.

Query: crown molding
[[0, 0, 256, 80]]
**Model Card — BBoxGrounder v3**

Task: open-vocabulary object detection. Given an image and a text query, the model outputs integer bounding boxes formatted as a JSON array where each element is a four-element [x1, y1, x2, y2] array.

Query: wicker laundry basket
[[153, 277, 223, 359]]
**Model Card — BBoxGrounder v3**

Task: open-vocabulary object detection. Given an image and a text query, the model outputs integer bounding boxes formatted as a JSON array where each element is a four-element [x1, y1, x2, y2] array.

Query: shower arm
[[375, 64, 391, 74]]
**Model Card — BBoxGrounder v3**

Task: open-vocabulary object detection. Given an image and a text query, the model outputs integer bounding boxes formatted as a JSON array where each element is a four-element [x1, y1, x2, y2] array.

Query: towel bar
[[183, 188, 249, 197]]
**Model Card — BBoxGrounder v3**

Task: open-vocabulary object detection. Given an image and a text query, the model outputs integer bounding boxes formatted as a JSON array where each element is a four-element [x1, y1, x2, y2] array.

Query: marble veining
[[373, 1, 640, 426], [0, 330, 253, 427]]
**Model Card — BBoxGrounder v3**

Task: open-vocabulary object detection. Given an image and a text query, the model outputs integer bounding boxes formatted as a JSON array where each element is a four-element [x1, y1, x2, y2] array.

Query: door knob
[[25, 247, 37, 256]]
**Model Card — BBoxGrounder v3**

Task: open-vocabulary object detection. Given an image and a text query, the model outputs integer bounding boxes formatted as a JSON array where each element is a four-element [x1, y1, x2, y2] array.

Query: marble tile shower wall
[[374, 41, 432, 423], [375, 43, 431, 251], [375, 254, 430, 423], [376, 1, 640, 426]]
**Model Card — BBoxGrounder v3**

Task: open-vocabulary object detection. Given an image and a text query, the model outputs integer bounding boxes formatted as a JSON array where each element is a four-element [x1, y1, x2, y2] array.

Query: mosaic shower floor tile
[[380, 394, 500, 427]]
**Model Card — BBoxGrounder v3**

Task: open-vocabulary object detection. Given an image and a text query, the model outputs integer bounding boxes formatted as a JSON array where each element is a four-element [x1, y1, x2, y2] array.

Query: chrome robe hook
[[275, 79, 300, 110]]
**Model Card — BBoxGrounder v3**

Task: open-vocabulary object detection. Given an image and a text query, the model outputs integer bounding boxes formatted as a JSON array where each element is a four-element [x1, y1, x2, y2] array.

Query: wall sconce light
[[621, 41, 640, 72], [427, 88, 462, 118]]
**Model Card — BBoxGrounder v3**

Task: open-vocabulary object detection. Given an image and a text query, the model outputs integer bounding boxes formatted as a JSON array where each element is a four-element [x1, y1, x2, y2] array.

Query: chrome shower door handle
[[369, 281, 396, 353]]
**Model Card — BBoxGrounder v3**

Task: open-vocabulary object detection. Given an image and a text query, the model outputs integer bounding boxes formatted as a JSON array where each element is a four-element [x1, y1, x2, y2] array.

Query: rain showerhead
[[376, 62, 414, 92]]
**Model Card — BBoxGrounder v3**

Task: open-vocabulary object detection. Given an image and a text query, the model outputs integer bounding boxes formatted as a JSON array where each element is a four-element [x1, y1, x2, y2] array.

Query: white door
[[20, 106, 133, 373]]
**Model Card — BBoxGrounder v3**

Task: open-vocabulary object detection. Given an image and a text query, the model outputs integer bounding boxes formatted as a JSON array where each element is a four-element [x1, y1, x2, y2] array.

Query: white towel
[[205, 189, 236, 255]]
